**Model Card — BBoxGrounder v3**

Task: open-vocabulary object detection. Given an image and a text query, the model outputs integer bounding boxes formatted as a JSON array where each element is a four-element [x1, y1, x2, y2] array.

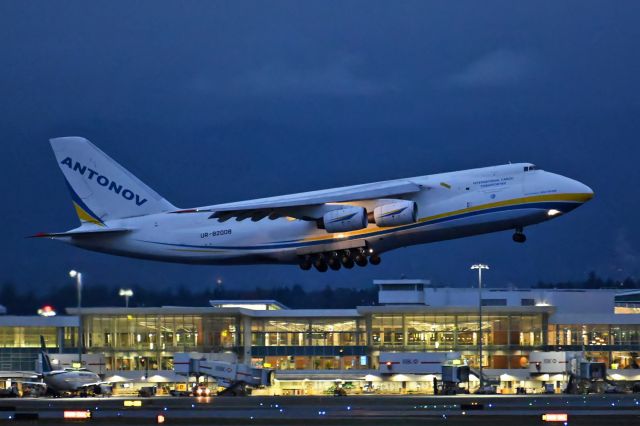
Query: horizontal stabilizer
[[30, 227, 131, 239]]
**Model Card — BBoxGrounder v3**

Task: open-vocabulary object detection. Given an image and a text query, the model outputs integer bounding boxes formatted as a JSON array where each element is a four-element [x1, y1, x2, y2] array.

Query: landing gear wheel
[[328, 257, 341, 271], [299, 256, 312, 270], [341, 257, 354, 269], [512, 232, 526, 243], [340, 250, 354, 268], [355, 255, 368, 267], [369, 254, 381, 265], [313, 256, 328, 272], [314, 262, 328, 272]]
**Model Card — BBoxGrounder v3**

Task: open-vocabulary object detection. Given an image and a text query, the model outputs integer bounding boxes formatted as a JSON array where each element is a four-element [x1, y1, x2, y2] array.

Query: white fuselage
[[61, 163, 593, 265], [43, 369, 101, 392]]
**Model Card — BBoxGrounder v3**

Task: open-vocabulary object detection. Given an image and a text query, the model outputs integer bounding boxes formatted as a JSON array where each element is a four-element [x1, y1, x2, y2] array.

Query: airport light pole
[[119, 288, 133, 308], [471, 263, 489, 389], [69, 270, 83, 365]]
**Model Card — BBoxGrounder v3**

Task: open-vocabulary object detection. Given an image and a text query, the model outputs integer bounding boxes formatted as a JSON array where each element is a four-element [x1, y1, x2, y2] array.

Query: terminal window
[[521, 299, 535, 306], [481, 299, 507, 306], [380, 284, 419, 291]]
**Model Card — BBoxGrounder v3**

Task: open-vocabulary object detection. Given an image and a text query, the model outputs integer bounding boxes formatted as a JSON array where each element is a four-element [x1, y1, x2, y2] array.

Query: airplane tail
[[49, 137, 176, 226], [40, 336, 53, 373]]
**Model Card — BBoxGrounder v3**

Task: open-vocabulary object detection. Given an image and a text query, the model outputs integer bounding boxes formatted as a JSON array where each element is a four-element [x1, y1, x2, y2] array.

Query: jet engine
[[323, 207, 368, 233], [373, 200, 418, 227]]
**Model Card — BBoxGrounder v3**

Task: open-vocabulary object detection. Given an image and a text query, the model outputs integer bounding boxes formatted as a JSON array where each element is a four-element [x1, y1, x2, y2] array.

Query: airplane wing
[[174, 180, 424, 222], [77, 381, 113, 388]]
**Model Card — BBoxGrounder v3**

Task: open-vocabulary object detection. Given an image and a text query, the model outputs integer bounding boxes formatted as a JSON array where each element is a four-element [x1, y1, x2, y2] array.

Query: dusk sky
[[2, 2, 639, 292]]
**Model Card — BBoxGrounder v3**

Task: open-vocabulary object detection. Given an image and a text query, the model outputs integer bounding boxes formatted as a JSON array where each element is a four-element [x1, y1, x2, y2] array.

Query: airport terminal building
[[1, 279, 639, 394]]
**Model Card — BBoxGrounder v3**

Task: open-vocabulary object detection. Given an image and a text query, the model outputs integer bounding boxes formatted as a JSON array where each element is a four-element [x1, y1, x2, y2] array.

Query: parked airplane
[[17, 337, 109, 396], [35, 137, 593, 271]]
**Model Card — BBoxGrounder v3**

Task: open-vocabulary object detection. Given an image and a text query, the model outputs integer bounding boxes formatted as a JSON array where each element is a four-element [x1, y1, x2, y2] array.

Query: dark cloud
[[1, 1, 639, 292], [236, 55, 392, 97], [445, 49, 536, 88]]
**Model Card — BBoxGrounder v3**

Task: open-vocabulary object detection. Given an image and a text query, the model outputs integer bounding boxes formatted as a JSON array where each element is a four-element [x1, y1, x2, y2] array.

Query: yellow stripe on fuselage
[[300, 192, 592, 243]]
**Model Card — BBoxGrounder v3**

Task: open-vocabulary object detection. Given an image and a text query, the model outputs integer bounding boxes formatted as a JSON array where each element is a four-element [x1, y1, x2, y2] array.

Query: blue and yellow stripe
[[64, 181, 105, 226], [137, 192, 592, 253]]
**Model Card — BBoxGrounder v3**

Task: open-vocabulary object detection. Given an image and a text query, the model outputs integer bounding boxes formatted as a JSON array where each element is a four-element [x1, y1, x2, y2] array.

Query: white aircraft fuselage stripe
[[61, 163, 593, 265]]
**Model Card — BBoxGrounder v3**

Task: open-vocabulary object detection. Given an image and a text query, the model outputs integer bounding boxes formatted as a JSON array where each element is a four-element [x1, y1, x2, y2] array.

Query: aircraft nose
[[561, 176, 594, 203], [571, 179, 593, 202]]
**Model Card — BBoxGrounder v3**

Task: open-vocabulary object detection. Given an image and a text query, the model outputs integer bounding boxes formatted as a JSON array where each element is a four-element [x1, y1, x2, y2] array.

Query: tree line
[[534, 271, 640, 290], [0, 282, 379, 315], [1, 272, 638, 315]]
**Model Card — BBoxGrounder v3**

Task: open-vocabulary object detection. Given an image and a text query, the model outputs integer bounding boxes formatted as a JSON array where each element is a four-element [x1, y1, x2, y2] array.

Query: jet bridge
[[529, 351, 614, 394], [174, 353, 274, 396]]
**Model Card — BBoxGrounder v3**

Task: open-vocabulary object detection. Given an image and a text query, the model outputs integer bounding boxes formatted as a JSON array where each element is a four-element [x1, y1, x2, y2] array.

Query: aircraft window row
[[524, 165, 538, 172]]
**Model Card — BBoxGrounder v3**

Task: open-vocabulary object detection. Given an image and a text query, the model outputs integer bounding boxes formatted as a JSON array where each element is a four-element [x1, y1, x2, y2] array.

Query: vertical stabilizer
[[40, 336, 53, 373], [49, 137, 176, 225]]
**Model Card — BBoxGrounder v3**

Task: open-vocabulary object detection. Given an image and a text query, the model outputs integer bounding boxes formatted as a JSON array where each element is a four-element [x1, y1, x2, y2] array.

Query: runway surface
[[0, 394, 639, 425]]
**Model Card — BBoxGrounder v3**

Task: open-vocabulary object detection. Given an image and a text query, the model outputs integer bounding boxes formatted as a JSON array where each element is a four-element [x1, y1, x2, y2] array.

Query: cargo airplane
[[34, 137, 593, 272]]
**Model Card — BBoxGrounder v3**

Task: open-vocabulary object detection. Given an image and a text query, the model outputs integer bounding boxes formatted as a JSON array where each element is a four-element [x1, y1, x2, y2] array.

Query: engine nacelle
[[373, 200, 418, 227], [323, 207, 368, 233]]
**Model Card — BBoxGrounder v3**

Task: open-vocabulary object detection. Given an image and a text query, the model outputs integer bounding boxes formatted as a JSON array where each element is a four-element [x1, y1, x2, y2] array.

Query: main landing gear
[[512, 227, 526, 243], [299, 248, 381, 272]]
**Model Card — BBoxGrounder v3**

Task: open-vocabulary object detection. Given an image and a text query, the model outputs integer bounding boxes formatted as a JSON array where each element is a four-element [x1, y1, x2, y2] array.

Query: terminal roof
[[208, 300, 289, 310]]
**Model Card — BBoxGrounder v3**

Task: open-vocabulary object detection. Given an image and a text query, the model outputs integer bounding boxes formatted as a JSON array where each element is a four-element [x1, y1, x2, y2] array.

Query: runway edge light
[[63, 410, 91, 419], [542, 413, 568, 422]]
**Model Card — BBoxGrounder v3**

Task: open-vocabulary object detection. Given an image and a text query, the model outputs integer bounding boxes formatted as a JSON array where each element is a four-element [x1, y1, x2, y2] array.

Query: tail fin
[[40, 336, 53, 373], [50, 137, 176, 225]]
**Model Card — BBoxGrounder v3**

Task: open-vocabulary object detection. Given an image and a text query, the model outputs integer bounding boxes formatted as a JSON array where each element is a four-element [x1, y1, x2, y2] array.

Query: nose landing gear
[[512, 227, 526, 243]]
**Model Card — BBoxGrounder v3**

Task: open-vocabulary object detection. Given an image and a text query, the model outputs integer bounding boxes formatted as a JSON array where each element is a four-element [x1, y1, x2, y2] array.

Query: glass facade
[[548, 324, 640, 347], [248, 317, 367, 370], [0, 308, 638, 374], [83, 313, 239, 371], [250, 318, 364, 347], [368, 312, 544, 369], [0, 327, 60, 348], [0, 320, 77, 372]]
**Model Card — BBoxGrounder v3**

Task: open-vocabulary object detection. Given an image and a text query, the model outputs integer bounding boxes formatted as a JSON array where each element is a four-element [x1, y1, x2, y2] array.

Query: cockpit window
[[524, 165, 538, 172]]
